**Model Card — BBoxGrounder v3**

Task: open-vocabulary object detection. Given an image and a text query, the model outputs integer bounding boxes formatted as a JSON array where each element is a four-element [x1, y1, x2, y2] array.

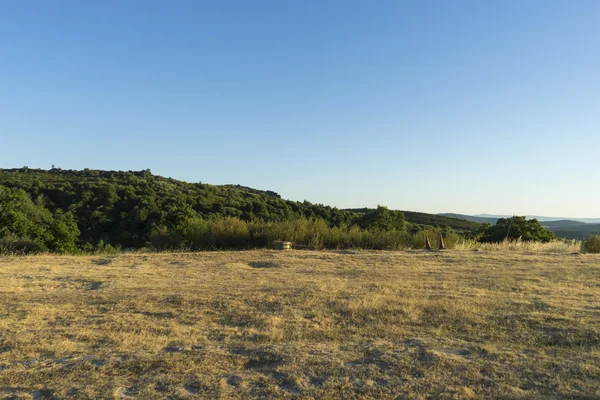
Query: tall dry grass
[[454, 238, 583, 253]]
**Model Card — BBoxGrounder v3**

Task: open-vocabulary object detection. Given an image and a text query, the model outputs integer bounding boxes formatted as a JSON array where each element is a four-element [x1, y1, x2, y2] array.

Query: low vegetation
[[584, 235, 600, 254], [1, 250, 599, 398], [1, 168, 574, 254]]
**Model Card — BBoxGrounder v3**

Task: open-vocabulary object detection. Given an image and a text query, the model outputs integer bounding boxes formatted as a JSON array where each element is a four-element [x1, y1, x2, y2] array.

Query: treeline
[[0, 168, 425, 253], [0, 168, 357, 249], [0, 168, 562, 254]]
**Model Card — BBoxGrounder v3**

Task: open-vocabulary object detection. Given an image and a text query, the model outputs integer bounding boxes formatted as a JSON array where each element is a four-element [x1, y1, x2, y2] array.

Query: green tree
[[480, 216, 555, 243], [48, 210, 80, 252], [0, 186, 80, 252], [360, 206, 406, 231], [0, 186, 53, 247]]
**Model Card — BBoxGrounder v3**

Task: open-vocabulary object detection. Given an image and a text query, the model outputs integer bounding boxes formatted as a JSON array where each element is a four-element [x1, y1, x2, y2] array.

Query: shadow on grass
[[248, 261, 280, 269]]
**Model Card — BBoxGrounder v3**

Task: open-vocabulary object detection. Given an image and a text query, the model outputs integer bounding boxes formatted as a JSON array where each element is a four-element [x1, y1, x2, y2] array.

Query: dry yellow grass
[[1, 250, 599, 399], [455, 239, 584, 253]]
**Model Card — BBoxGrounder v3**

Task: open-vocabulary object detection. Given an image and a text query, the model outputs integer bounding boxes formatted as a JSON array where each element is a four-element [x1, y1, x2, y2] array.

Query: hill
[[475, 214, 600, 224], [347, 209, 482, 233], [440, 213, 600, 240], [541, 220, 600, 240], [0, 168, 482, 251], [540, 220, 592, 228], [0, 168, 358, 248], [439, 213, 498, 224], [547, 224, 600, 240]]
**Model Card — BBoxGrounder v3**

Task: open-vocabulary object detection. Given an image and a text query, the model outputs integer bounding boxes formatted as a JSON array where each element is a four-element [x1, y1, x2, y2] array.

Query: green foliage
[[146, 216, 463, 251], [409, 228, 461, 249], [48, 210, 80, 252], [93, 240, 122, 255], [548, 224, 600, 240], [348, 208, 481, 235], [0, 235, 47, 254], [0, 168, 479, 253], [0, 168, 361, 249], [211, 217, 251, 249], [583, 235, 600, 253], [472, 223, 493, 241], [0, 186, 53, 244], [358, 206, 406, 231], [480, 216, 555, 243], [0, 186, 79, 252]]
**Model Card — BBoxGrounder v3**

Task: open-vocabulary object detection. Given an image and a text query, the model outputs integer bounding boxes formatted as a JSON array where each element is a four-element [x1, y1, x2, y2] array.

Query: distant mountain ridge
[[539, 220, 590, 228], [439, 213, 498, 224], [346, 208, 482, 233], [440, 213, 600, 240], [473, 214, 600, 224]]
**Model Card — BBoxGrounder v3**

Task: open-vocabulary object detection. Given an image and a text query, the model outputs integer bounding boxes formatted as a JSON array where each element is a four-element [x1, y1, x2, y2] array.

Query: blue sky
[[1, 1, 599, 217]]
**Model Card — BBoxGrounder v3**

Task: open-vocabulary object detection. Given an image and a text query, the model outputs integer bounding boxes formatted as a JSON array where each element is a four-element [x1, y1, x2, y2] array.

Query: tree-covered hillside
[[0, 168, 362, 249], [0, 169, 563, 253], [347, 208, 482, 233]]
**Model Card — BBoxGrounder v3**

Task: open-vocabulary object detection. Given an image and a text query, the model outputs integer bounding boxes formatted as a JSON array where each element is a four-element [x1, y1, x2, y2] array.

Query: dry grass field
[[1, 250, 599, 399]]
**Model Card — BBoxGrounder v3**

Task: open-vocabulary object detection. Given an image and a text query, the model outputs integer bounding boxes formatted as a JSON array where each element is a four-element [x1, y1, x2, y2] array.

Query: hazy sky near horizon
[[1, 1, 599, 217]]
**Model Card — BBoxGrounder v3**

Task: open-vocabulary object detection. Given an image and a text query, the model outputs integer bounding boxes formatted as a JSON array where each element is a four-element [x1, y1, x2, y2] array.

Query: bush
[[406, 228, 461, 249], [211, 217, 251, 249], [181, 217, 214, 250], [150, 226, 183, 250], [0, 236, 47, 255], [94, 240, 122, 255], [583, 235, 600, 253]]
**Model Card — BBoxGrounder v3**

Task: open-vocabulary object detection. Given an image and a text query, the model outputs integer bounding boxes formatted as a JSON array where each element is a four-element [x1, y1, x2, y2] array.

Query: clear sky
[[1, 1, 599, 217]]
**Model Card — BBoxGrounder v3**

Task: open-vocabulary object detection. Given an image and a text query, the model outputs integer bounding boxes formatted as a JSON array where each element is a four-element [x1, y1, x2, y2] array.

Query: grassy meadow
[[1, 250, 599, 399]]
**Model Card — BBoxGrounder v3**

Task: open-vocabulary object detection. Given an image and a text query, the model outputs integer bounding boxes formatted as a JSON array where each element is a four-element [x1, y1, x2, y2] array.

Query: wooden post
[[425, 236, 432, 250], [439, 234, 446, 250]]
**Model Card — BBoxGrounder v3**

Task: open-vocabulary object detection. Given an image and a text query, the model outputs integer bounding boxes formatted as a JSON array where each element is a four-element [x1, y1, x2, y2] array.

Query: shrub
[[211, 217, 250, 249], [407, 228, 460, 249], [181, 217, 214, 250], [150, 226, 183, 250], [0, 236, 47, 255], [94, 240, 122, 255], [583, 235, 600, 253]]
